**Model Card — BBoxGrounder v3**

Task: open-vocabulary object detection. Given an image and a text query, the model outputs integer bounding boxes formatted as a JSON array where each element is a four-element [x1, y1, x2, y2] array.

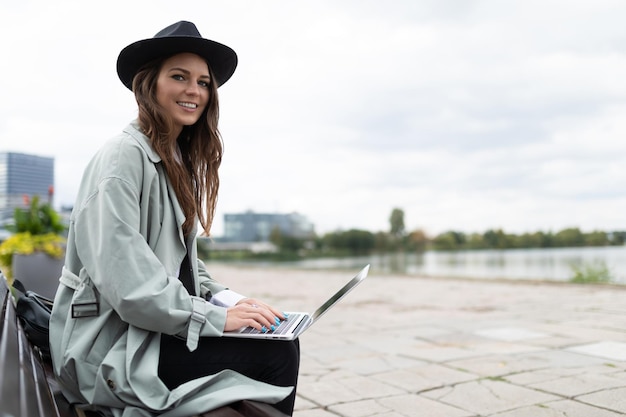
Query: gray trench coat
[[50, 122, 292, 417]]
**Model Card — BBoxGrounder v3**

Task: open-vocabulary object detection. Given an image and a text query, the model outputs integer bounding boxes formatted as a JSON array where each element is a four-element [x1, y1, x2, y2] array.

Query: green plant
[[9, 195, 65, 235], [0, 195, 66, 280], [569, 261, 612, 284]]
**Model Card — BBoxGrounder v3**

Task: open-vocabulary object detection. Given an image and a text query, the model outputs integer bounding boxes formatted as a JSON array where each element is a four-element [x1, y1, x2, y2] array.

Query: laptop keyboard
[[241, 313, 302, 335]]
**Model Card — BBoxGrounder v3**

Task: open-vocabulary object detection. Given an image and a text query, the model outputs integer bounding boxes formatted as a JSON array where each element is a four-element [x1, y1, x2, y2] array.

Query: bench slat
[[0, 276, 61, 417]]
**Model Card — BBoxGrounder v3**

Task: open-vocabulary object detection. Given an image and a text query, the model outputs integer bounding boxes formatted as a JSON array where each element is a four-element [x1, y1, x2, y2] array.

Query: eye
[[172, 74, 185, 81], [198, 80, 210, 88]]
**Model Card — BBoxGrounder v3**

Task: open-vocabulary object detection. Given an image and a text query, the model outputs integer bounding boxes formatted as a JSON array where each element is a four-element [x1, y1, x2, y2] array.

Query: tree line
[[201, 208, 625, 259], [308, 226, 625, 255], [428, 228, 626, 251], [272, 208, 626, 256]]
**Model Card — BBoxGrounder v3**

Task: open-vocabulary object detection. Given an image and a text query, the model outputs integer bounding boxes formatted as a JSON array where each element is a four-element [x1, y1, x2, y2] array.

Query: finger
[[245, 307, 275, 330], [257, 303, 286, 321], [225, 310, 262, 332], [259, 305, 286, 326], [228, 312, 271, 332], [269, 306, 287, 321], [241, 300, 286, 326]]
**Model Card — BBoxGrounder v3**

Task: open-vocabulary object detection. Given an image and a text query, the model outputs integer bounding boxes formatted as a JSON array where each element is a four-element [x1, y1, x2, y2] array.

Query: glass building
[[223, 211, 314, 242], [0, 152, 54, 224]]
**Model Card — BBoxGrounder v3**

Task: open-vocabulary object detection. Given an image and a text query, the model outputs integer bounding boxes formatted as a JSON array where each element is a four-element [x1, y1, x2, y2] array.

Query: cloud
[[1, 0, 626, 237]]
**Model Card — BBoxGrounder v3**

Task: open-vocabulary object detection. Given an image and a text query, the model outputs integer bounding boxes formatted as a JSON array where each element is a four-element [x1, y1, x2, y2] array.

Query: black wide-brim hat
[[117, 21, 238, 90]]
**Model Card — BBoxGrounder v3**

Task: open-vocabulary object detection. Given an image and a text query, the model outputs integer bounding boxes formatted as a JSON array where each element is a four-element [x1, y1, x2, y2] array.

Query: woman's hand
[[224, 298, 287, 332]]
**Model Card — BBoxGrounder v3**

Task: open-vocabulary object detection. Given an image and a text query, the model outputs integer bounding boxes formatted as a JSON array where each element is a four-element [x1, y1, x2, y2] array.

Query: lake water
[[275, 246, 626, 284]]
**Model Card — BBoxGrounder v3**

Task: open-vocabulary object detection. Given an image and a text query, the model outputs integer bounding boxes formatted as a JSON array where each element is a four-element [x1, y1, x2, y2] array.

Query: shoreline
[[206, 261, 626, 290]]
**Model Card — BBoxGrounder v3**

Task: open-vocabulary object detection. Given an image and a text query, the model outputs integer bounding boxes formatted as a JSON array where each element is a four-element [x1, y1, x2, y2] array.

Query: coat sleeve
[[73, 174, 226, 336], [197, 258, 228, 299]]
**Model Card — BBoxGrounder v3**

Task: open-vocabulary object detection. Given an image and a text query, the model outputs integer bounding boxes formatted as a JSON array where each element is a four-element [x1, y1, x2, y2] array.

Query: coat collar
[[123, 120, 189, 245], [124, 120, 162, 164]]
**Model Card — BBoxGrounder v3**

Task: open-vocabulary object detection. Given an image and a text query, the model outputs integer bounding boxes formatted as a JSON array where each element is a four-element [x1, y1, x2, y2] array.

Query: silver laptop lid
[[310, 264, 369, 324]]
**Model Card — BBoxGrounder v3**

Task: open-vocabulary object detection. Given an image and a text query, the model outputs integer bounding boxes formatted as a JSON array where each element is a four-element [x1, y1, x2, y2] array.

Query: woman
[[50, 21, 299, 417]]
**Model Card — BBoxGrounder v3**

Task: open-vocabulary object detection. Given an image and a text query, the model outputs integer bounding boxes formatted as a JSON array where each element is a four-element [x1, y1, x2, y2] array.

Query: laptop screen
[[310, 265, 369, 324]]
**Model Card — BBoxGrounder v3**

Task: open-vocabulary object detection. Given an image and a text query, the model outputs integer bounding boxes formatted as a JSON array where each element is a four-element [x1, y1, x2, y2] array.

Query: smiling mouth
[[177, 102, 198, 109]]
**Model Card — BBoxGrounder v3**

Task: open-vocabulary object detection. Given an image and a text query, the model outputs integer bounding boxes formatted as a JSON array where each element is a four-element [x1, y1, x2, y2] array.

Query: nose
[[185, 82, 200, 96]]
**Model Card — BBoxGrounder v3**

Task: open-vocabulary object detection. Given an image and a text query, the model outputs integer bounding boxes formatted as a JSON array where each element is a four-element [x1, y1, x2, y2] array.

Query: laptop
[[223, 264, 370, 340]]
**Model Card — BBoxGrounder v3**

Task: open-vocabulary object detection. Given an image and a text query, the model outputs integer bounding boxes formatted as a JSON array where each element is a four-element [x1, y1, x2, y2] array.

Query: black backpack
[[12, 279, 52, 362]]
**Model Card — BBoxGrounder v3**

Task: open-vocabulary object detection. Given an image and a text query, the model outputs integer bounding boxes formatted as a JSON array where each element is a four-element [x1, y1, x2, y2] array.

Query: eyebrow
[[167, 66, 211, 80]]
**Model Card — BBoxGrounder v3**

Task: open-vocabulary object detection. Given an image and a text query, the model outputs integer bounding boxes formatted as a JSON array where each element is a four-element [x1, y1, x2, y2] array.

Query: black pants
[[158, 335, 300, 415]]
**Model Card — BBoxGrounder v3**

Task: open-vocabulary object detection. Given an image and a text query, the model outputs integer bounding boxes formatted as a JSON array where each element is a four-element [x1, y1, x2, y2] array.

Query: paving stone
[[475, 327, 549, 341], [548, 325, 626, 343], [326, 399, 390, 416], [546, 400, 623, 417], [524, 335, 589, 349], [310, 369, 360, 381], [360, 414, 405, 417], [422, 379, 559, 414], [396, 343, 483, 362], [294, 396, 318, 411], [528, 371, 626, 397], [377, 394, 474, 417], [297, 379, 363, 406], [294, 409, 341, 417], [329, 354, 426, 376], [466, 341, 545, 355], [448, 349, 607, 377], [301, 342, 379, 365], [489, 399, 625, 416], [346, 333, 433, 356], [505, 365, 614, 385], [372, 364, 476, 392], [401, 325, 458, 340], [298, 374, 405, 407], [577, 387, 626, 413], [568, 341, 626, 361]]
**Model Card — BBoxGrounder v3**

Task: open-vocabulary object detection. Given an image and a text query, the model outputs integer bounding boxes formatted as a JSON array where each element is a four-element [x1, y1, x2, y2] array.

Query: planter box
[[12, 253, 63, 299]]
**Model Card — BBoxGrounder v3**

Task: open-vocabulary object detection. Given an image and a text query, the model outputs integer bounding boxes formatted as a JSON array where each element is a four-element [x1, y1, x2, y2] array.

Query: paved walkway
[[210, 263, 626, 417]]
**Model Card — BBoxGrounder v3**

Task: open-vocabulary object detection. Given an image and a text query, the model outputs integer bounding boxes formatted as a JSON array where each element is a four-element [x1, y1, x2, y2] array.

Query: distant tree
[[269, 226, 282, 246], [584, 230, 609, 246], [533, 231, 554, 248], [450, 231, 467, 247], [270, 226, 304, 253], [322, 230, 346, 251], [483, 229, 509, 249], [343, 229, 376, 254], [389, 208, 405, 238], [609, 231, 626, 245], [432, 231, 464, 250], [554, 227, 585, 247], [374, 231, 390, 252], [406, 229, 429, 252], [321, 229, 375, 255], [513, 232, 544, 248], [465, 233, 487, 250]]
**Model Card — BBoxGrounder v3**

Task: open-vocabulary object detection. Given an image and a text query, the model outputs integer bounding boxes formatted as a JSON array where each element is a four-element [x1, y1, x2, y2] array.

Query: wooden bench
[[0, 272, 85, 417], [0, 274, 287, 417]]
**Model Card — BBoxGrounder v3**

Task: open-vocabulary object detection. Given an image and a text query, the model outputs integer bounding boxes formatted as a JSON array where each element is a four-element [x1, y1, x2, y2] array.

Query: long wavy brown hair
[[132, 56, 222, 237]]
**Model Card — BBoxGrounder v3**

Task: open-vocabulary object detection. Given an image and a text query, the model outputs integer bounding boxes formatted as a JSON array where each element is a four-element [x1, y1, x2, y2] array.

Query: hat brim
[[117, 36, 238, 90]]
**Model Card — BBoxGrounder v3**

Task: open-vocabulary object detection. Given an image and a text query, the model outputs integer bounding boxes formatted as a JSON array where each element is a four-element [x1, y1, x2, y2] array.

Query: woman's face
[[156, 52, 211, 137]]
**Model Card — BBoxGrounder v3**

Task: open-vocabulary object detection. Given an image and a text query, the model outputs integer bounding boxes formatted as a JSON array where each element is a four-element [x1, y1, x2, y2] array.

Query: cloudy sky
[[1, 0, 625, 237]]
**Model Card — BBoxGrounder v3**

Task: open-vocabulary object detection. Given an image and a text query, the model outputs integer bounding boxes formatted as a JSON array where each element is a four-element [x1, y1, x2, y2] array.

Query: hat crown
[[117, 21, 237, 90], [154, 21, 202, 39]]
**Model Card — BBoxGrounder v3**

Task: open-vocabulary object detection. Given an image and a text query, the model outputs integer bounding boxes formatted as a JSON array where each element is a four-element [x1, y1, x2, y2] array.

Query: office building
[[223, 211, 315, 242], [0, 152, 54, 224]]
